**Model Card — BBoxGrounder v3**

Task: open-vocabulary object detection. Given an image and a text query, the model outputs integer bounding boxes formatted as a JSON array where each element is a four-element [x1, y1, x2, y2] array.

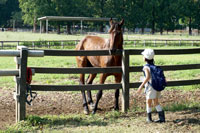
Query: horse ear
[[119, 19, 124, 26], [109, 18, 113, 26]]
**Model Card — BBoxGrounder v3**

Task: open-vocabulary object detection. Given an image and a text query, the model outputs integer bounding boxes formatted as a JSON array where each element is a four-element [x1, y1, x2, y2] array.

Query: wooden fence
[[1, 39, 200, 49], [0, 47, 200, 123]]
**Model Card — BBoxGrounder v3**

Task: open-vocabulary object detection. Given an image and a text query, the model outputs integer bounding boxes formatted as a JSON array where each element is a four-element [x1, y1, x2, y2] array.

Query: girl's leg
[[153, 98, 163, 112], [146, 99, 153, 113], [146, 99, 153, 123], [153, 98, 165, 123]]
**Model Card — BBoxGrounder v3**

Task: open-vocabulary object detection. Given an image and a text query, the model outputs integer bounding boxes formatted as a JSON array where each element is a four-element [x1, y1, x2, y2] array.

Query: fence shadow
[[26, 115, 108, 129]]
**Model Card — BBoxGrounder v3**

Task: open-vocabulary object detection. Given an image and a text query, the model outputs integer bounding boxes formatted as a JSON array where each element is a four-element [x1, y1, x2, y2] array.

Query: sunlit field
[[0, 32, 200, 90], [0, 32, 200, 132], [1, 31, 200, 41]]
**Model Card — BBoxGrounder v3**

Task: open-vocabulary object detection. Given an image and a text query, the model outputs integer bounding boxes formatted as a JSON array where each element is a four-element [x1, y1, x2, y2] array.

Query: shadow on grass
[[163, 102, 200, 126], [173, 118, 200, 125], [26, 115, 108, 128], [2, 115, 109, 132]]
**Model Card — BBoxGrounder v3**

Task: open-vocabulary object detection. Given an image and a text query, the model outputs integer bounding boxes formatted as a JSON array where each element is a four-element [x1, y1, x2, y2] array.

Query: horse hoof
[[83, 110, 89, 115], [92, 110, 96, 115], [89, 103, 95, 110], [114, 107, 119, 111]]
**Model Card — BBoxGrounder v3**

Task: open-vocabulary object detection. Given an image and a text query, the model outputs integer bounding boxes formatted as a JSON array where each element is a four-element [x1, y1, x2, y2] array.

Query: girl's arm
[[137, 68, 150, 94]]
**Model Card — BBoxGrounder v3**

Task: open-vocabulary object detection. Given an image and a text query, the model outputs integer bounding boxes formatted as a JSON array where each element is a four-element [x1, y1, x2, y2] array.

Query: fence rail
[[1, 39, 200, 49], [0, 47, 200, 123]]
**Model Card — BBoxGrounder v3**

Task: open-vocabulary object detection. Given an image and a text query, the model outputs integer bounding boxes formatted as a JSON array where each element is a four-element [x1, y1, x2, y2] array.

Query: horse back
[[76, 35, 108, 51]]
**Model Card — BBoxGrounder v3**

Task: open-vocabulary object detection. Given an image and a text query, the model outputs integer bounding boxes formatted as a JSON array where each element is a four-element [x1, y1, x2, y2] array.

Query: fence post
[[32, 42, 35, 49], [62, 41, 64, 49], [1, 41, 3, 49], [15, 46, 28, 122], [121, 50, 130, 112], [48, 41, 50, 48]]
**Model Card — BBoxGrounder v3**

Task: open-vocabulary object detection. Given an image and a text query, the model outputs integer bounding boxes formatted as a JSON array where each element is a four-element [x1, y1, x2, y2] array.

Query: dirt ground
[[0, 88, 200, 131]]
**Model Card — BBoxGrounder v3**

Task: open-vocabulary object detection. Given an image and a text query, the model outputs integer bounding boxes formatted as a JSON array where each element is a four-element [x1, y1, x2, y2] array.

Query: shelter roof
[[38, 16, 116, 21]]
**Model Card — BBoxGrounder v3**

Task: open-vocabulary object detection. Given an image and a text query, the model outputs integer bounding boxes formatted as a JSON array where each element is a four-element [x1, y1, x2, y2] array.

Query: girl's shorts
[[145, 86, 161, 99]]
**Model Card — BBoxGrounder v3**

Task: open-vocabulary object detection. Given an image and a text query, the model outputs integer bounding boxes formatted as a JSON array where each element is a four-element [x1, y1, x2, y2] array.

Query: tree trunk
[[33, 17, 37, 33], [160, 27, 163, 35], [141, 27, 144, 34], [100, 23, 104, 32], [189, 17, 192, 35], [132, 27, 135, 33], [151, 5, 155, 34], [57, 24, 60, 34], [67, 23, 71, 34]]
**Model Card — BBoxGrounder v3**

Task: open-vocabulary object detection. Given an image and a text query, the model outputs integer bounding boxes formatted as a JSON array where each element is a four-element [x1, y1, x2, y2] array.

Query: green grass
[[1, 32, 200, 41], [1, 32, 200, 132], [1, 100, 199, 132]]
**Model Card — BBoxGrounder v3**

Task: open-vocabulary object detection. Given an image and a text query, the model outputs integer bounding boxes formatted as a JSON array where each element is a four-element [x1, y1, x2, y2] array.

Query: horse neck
[[109, 34, 123, 50]]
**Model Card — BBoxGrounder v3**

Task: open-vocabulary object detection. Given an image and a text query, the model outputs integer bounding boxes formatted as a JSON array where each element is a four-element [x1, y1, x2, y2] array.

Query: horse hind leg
[[92, 73, 107, 114], [77, 56, 90, 114], [86, 74, 97, 110], [79, 74, 89, 115]]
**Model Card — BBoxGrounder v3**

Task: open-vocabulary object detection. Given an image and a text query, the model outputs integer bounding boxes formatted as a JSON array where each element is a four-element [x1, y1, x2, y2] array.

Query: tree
[[144, 0, 158, 34], [19, 0, 56, 32], [87, 0, 109, 32], [178, 0, 196, 35], [193, 0, 200, 34], [0, 0, 20, 28], [164, 0, 179, 33]]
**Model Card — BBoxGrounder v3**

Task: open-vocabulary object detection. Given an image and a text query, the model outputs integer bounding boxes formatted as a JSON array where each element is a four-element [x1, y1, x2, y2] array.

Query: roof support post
[[40, 21, 42, 34], [81, 20, 83, 34], [46, 19, 48, 34]]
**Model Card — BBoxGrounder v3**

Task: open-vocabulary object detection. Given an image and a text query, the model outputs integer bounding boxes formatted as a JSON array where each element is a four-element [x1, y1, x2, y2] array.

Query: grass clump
[[163, 101, 200, 112]]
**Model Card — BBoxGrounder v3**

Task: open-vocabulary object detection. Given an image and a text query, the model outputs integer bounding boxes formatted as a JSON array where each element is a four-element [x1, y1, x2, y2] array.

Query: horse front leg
[[80, 74, 89, 115], [92, 74, 107, 114], [86, 74, 97, 110], [114, 74, 122, 111]]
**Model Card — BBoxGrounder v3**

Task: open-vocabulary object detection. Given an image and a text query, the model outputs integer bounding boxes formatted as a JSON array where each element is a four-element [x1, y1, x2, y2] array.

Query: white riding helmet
[[141, 49, 155, 60]]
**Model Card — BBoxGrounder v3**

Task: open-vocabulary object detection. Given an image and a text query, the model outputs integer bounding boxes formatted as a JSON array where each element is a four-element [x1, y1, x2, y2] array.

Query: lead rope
[[26, 67, 37, 105]]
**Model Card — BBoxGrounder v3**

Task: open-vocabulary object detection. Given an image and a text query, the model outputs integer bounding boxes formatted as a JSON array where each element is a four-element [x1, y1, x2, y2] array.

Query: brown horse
[[76, 18, 124, 114]]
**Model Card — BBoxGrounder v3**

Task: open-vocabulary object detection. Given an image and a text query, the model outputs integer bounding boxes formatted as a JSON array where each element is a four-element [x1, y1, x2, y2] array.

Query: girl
[[137, 49, 165, 123]]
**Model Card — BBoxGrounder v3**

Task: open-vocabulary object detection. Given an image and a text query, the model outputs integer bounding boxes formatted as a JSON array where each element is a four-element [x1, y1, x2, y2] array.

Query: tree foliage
[[1, 0, 200, 34]]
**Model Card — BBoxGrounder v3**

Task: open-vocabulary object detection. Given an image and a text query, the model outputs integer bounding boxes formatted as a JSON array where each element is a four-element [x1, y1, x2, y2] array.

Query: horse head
[[108, 18, 124, 50]]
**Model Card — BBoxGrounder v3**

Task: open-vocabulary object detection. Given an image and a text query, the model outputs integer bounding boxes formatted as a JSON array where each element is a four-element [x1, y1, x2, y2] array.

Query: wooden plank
[[129, 79, 200, 88], [0, 50, 20, 56], [121, 50, 129, 112], [0, 70, 19, 76], [44, 49, 122, 56], [0, 50, 44, 57], [31, 83, 122, 91], [127, 48, 200, 55], [42, 48, 200, 57], [129, 64, 200, 72], [166, 79, 200, 87], [31, 67, 122, 74], [28, 50, 44, 57]]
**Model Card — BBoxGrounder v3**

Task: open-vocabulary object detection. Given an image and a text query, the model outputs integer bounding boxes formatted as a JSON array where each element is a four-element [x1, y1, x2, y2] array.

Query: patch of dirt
[[0, 88, 200, 131]]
